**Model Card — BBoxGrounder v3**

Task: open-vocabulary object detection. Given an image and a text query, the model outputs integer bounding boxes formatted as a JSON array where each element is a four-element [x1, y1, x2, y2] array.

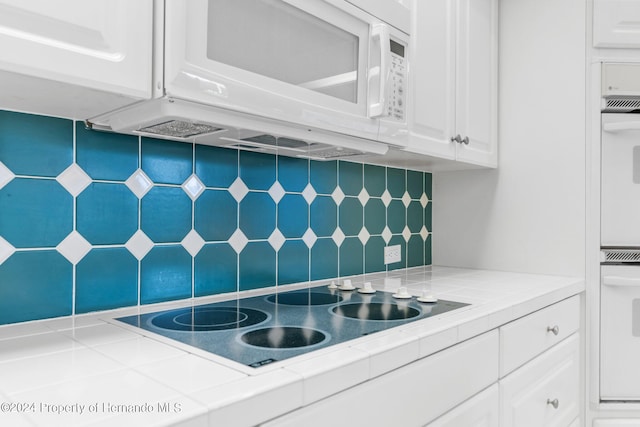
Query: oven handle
[[602, 121, 640, 133], [603, 275, 640, 287]]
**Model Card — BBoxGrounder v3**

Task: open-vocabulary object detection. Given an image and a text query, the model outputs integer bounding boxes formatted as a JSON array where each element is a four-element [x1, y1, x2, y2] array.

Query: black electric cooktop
[[116, 286, 468, 368]]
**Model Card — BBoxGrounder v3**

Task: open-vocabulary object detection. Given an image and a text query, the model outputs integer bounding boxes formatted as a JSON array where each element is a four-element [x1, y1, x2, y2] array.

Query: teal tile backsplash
[[0, 110, 433, 325]]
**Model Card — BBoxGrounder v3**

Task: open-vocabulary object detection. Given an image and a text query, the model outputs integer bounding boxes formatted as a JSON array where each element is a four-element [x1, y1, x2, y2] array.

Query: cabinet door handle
[[547, 325, 560, 335], [546, 398, 559, 409], [450, 135, 462, 143], [461, 136, 470, 145]]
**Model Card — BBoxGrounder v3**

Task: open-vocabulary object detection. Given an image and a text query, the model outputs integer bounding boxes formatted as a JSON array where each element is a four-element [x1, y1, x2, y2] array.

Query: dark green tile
[[195, 189, 237, 241], [0, 251, 72, 324], [425, 201, 432, 232], [425, 173, 433, 200], [0, 178, 72, 248], [338, 161, 363, 197], [339, 197, 363, 236], [387, 200, 406, 234], [195, 145, 238, 188], [365, 236, 385, 273], [239, 192, 276, 240], [364, 164, 386, 197], [387, 167, 406, 198], [364, 198, 385, 235], [278, 194, 308, 238], [425, 235, 432, 265], [339, 237, 363, 277], [407, 235, 424, 268], [141, 246, 192, 304], [407, 170, 423, 199], [311, 238, 338, 281], [142, 138, 193, 185], [76, 123, 138, 181], [239, 151, 276, 191], [239, 242, 276, 291], [278, 240, 309, 285], [0, 111, 72, 177], [407, 201, 423, 234], [76, 248, 138, 313], [77, 183, 138, 245], [195, 243, 237, 296], [310, 196, 337, 238], [141, 186, 192, 243], [278, 156, 308, 193], [310, 160, 337, 195]]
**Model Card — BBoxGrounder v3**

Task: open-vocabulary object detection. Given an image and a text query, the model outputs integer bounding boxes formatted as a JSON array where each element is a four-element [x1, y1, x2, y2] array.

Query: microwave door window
[[207, 0, 359, 103]]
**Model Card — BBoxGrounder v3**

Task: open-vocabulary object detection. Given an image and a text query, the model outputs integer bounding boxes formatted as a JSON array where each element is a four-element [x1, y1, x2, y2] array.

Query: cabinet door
[[407, 0, 456, 160], [500, 334, 580, 427], [427, 384, 499, 427], [455, 0, 498, 167], [0, 0, 152, 99], [593, 0, 640, 48]]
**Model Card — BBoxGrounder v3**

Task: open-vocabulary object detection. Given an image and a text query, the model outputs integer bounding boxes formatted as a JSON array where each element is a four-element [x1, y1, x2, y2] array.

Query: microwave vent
[[601, 248, 640, 263], [242, 135, 309, 149], [138, 120, 224, 138], [603, 97, 640, 113]]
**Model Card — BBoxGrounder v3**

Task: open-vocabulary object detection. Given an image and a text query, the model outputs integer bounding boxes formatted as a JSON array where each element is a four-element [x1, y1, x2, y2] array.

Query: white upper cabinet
[[593, 0, 640, 48], [0, 0, 152, 118], [408, 0, 498, 168]]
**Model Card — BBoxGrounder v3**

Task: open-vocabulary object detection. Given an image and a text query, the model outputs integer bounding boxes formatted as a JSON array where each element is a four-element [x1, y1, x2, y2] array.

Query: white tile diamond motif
[[0, 236, 16, 265], [331, 187, 345, 206], [125, 169, 153, 199], [181, 230, 205, 257], [268, 229, 286, 252], [302, 228, 317, 249], [402, 191, 412, 208], [228, 229, 249, 254], [56, 164, 91, 197], [402, 226, 412, 242], [381, 226, 393, 244], [302, 184, 317, 205], [228, 178, 249, 203], [182, 175, 205, 201], [420, 226, 429, 241], [331, 228, 346, 247], [358, 227, 370, 245], [0, 161, 15, 190], [125, 230, 154, 261], [358, 188, 370, 207], [420, 193, 429, 208], [56, 231, 92, 265], [381, 190, 392, 207], [268, 182, 285, 204]]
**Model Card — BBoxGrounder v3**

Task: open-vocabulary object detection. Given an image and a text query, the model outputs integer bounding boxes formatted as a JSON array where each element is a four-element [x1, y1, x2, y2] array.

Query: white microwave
[[89, 0, 410, 160]]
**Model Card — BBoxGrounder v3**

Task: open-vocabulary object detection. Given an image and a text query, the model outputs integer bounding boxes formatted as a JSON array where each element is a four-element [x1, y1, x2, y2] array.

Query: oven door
[[601, 264, 640, 400], [601, 113, 640, 246], [164, 0, 409, 145]]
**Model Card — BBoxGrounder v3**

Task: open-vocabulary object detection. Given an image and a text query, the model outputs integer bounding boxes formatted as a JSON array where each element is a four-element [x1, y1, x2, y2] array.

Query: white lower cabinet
[[426, 384, 499, 427], [263, 331, 499, 427], [500, 334, 580, 427]]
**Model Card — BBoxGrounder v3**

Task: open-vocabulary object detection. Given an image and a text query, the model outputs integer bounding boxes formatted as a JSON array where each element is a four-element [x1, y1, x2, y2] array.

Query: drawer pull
[[546, 398, 559, 409], [547, 325, 559, 335]]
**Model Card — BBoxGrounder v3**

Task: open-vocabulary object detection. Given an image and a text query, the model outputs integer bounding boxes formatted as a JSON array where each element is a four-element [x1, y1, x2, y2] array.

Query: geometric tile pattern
[[0, 110, 432, 325]]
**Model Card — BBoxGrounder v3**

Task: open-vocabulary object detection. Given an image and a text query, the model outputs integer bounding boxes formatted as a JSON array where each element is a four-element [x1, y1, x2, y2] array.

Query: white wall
[[433, 0, 586, 277]]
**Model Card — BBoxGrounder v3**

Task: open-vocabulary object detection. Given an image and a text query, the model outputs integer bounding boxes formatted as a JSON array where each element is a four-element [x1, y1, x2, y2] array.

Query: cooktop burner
[[116, 286, 469, 368], [150, 307, 268, 332], [333, 302, 421, 321], [241, 327, 327, 348]]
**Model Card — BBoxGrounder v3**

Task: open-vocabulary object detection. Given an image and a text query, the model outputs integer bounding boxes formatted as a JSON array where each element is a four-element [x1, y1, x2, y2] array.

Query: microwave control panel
[[388, 40, 406, 122]]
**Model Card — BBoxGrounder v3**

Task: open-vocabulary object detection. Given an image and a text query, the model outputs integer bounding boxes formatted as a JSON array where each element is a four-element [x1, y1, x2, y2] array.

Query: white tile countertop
[[0, 266, 584, 427]]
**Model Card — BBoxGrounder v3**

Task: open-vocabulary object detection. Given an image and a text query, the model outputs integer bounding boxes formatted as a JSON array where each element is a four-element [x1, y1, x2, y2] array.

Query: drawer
[[500, 334, 580, 427], [264, 330, 499, 427], [500, 295, 580, 376], [426, 384, 499, 427]]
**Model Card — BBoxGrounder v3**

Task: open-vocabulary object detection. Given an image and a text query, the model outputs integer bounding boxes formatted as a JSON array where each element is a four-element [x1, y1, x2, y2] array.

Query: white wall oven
[[89, 0, 410, 160], [600, 63, 640, 401]]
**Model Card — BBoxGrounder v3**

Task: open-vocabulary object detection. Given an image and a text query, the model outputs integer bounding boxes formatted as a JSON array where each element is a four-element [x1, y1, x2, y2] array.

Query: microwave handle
[[603, 275, 640, 287], [602, 121, 640, 133], [368, 23, 390, 118]]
